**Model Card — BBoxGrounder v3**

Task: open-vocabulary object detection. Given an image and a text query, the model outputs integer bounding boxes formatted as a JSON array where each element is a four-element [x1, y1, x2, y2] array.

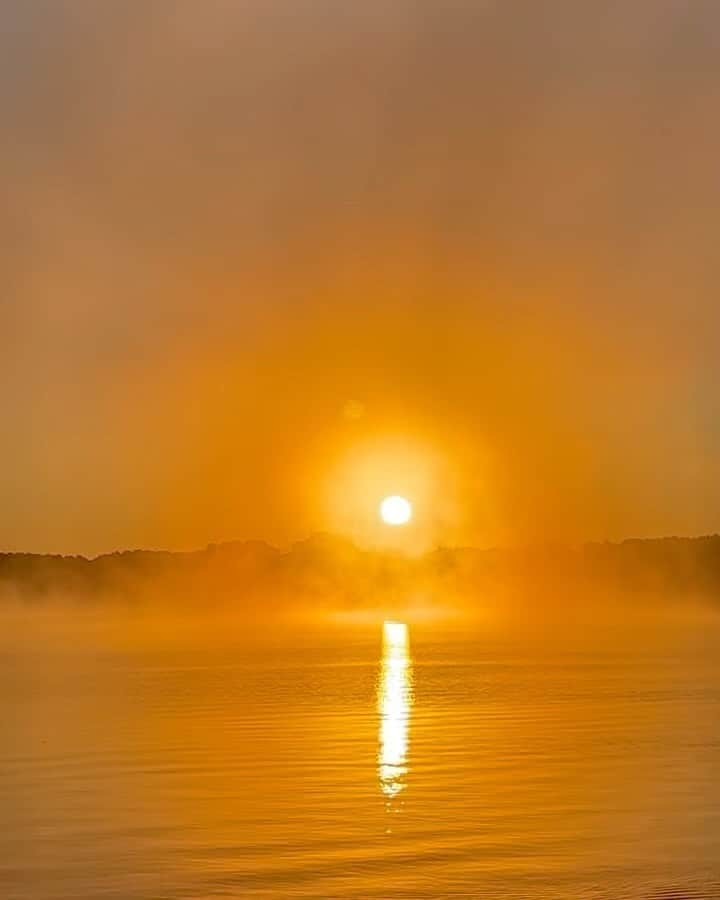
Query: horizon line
[[3, 531, 720, 562]]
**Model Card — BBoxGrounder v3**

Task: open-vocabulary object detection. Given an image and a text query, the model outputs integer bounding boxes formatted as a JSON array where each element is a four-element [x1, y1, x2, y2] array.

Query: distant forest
[[2, 535, 720, 614]]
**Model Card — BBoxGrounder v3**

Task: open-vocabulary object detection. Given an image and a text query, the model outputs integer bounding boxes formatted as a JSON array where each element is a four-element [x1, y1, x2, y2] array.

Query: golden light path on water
[[377, 622, 413, 804]]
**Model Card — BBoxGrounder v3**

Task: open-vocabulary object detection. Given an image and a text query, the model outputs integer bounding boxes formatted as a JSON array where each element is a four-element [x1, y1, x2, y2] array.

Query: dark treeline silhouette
[[2, 534, 720, 618]]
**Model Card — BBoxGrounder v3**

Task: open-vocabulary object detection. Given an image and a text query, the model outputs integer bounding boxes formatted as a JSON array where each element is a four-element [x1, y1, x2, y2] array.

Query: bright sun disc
[[380, 495, 412, 526]]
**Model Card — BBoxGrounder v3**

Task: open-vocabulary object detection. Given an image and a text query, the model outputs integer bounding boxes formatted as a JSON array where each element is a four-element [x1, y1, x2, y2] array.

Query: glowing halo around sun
[[379, 495, 413, 526]]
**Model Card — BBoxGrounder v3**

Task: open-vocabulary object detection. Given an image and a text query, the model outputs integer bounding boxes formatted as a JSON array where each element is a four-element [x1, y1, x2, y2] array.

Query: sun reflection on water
[[377, 621, 413, 804]]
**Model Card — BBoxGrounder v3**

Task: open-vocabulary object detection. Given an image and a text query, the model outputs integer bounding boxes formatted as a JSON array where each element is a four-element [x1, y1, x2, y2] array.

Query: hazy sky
[[3, 1, 720, 555]]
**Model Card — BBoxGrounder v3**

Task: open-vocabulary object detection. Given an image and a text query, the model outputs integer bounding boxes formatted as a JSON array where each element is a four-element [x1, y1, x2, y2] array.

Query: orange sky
[[2, 1, 719, 555]]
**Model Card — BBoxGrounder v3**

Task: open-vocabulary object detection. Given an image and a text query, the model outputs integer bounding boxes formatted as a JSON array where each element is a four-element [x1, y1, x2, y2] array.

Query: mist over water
[[3, 598, 720, 899], [4, 2, 720, 895]]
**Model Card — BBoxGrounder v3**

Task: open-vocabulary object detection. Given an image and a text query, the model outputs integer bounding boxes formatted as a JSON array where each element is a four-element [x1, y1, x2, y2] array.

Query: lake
[[2, 615, 720, 898]]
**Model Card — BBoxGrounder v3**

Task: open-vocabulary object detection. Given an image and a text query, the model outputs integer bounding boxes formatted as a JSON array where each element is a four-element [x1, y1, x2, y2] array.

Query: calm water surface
[[2, 618, 720, 898]]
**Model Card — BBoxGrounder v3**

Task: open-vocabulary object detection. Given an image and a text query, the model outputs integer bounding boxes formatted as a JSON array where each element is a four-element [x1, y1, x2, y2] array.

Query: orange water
[[2, 620, 720, 898]]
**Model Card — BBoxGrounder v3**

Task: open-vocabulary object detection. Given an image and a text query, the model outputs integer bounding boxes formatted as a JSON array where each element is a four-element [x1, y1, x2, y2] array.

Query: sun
[[379, 495, 413, 526]]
